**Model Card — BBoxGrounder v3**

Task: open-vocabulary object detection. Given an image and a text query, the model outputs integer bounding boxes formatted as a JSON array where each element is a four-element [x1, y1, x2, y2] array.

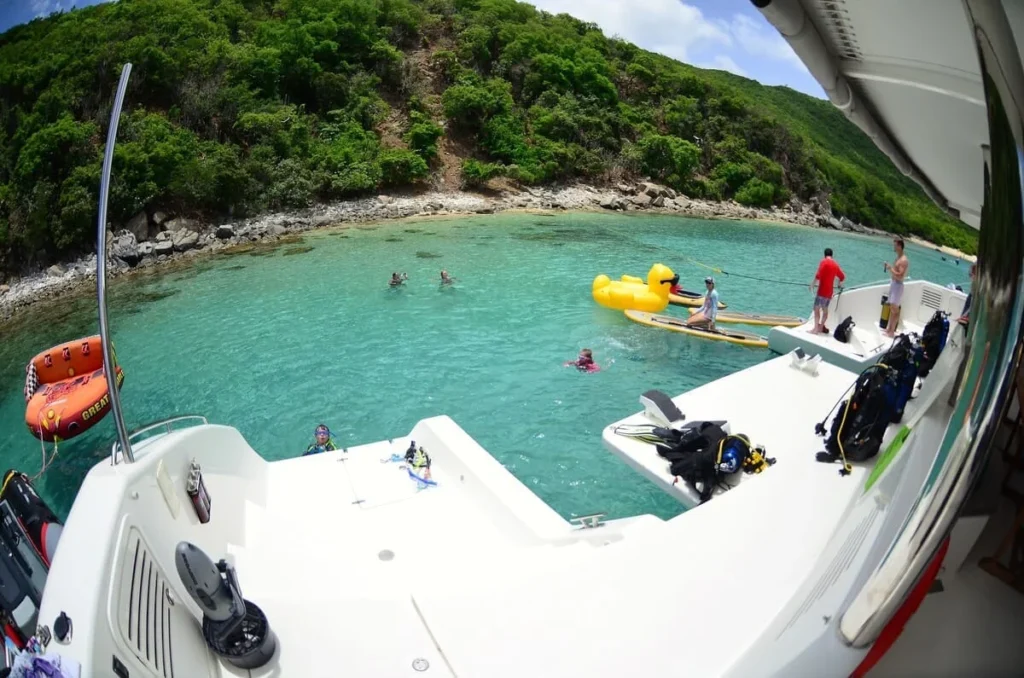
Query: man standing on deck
[[884, 237, 910, 337], [809, 247, 845, 334]]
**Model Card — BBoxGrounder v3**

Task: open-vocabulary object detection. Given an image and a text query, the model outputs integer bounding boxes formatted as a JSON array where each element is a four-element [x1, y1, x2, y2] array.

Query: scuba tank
[[919, 311, 950, 378], [657, 424, 774, 503], [880, 335, 920, 423], [817, 365, 895, 471], [879, 294, 891, 329]]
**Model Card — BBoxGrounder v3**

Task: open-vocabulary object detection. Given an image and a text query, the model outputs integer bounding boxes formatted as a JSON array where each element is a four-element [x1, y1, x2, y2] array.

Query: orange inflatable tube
[[24, 336, 125, 442]]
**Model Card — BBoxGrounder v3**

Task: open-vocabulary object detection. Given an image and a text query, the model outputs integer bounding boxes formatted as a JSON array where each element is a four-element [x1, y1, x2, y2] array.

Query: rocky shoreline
[[0, 182, 893, 322]]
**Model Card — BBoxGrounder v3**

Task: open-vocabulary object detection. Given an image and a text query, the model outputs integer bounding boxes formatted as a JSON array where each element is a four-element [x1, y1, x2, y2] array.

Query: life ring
[[24, 336, 125, 442]]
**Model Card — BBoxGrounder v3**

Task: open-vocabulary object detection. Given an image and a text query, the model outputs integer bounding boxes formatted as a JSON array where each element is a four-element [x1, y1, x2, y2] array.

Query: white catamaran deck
[[603, 354, 866, 509], [36, 319, 1015, 678], [770, 319, 923, 372], [768, 281, 967, 372]]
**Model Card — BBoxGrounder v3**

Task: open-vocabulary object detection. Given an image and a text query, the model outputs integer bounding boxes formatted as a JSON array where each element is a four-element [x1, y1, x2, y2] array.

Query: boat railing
[[97, 63, 135, 463], [110, 415, 209, 465], [838, 278, 891, 292]]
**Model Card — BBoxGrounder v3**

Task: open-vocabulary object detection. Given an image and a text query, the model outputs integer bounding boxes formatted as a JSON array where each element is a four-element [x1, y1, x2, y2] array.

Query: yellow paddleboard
[[668, 290, 727, 309], [687, 308, 804, 328], [624, 310, 768, 348]]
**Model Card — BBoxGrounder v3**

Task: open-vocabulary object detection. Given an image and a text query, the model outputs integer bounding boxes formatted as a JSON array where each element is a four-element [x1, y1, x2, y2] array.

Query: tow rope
[[683, 256, 809, 287]]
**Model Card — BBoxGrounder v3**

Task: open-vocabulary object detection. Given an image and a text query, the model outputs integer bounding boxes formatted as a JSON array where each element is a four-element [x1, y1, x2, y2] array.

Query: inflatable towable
[[593, 264, 679, 313], [24, 336, 125, 442]]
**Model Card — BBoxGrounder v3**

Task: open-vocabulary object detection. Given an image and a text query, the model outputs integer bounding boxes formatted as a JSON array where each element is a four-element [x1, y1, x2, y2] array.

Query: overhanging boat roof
[[753, 0, 1024, 229]]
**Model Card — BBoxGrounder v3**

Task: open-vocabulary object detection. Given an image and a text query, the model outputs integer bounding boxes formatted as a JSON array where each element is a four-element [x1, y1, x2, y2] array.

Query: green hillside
[[0, 0, 977, 276]]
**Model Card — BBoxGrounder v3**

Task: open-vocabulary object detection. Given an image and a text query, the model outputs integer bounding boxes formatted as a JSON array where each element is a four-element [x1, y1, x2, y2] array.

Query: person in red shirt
[[810, 248, 846, 334]]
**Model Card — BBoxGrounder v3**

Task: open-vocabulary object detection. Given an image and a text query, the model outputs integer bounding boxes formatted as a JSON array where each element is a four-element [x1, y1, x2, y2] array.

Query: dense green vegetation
[[0, 0, 977, 276]]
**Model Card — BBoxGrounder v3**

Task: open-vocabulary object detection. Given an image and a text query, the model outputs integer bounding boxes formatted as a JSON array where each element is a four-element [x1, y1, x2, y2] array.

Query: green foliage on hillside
[[0, 0, 977, 274]]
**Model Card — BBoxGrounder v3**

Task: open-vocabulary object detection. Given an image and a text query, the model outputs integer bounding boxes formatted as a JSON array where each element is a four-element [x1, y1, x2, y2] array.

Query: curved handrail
[[97, 63, 134, 463], [839, 278, 896, 292], [110, 415, 209, 465]]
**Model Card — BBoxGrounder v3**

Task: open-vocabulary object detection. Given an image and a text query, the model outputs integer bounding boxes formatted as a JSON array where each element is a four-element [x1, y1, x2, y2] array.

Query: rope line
[[682, 257, 808, 287], [33, 408, 61, 480]]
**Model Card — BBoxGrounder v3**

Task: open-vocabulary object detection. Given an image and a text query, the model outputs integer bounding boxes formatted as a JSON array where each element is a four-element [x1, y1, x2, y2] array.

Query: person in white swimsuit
[[884, 237, 909, 337]]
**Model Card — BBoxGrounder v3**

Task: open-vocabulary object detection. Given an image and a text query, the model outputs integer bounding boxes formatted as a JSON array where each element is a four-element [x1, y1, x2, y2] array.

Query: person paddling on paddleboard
[[686, 277, 719, 330], [809, 247, 845, 334]]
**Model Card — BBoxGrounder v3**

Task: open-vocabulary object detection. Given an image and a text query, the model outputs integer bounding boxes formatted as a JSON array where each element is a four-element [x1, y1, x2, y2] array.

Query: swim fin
[[613, 424, 683, 445]]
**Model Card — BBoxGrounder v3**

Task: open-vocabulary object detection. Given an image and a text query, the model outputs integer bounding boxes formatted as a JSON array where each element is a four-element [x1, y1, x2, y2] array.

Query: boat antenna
[[97, 63, 134, 464]]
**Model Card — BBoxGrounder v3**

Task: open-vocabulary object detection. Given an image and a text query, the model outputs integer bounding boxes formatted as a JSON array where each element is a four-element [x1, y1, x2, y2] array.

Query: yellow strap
[[687, 257, 724, 274], [0, 470, 15, 498], [836, 398, 854, 475]]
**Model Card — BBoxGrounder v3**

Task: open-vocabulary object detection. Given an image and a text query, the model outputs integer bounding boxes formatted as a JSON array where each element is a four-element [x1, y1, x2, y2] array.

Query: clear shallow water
[[0, 212, 970, 520]]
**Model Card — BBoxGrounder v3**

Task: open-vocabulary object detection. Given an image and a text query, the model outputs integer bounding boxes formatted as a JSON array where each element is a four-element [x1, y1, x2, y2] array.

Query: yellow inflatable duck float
[[592, 264, 679, 313]]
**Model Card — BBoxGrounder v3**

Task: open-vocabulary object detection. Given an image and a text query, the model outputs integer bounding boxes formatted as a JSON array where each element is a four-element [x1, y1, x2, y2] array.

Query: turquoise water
[[0, 213, 970, 520]]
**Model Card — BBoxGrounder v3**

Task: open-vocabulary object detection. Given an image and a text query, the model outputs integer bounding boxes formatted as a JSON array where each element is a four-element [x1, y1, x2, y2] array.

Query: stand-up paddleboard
[[624, 310, 768, 348], [687, 308, 804, 328], [668, 289, 727, 309]]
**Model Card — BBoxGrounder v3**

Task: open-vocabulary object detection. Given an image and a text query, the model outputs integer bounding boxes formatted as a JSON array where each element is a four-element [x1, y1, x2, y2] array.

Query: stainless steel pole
[[97, 63, 134, 464]]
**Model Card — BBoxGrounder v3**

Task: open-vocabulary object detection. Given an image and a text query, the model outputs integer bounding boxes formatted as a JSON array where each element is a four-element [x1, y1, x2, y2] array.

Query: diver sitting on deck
[[685, 277, 719, 330], [405, 440, 432, 481], [304, 424, 338, 456]]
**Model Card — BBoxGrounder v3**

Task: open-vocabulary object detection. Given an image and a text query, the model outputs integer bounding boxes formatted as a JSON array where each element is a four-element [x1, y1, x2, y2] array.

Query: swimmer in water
[[303, 424, 338, 456], [440, 269, 454, 284], [389, 272, 408, 287], [566, 348, 595, 371]]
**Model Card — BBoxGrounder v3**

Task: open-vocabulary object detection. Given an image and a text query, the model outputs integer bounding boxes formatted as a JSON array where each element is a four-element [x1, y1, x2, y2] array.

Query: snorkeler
[[565, 348, 598, 372], [405, 440, 432, 480], [304, 424, 338, 456]]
